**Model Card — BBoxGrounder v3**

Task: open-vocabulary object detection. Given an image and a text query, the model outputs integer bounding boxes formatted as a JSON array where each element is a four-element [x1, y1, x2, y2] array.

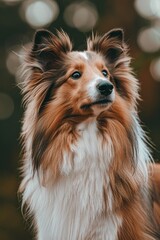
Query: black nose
[[96, 81, 113, 96]]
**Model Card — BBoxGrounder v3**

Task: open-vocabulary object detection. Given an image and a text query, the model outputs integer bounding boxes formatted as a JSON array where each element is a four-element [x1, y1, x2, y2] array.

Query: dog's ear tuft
[[87, 28, 126, 64], [32, 29, 54, 52], [106, 28, 124, 42], [31, 29, 72, 71]]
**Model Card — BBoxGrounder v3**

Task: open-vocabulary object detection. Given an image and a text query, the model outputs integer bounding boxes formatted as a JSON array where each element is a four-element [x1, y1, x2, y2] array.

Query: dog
[[19, 28, 160, 240]]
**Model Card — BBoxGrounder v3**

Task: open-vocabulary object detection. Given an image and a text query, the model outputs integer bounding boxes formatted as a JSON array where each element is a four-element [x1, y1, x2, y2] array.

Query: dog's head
[[22, 29, 139, 121]]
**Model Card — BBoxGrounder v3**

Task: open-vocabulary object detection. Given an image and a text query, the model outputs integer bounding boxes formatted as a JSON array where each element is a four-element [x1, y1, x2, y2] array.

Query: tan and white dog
[[19, 28, 160, 240]]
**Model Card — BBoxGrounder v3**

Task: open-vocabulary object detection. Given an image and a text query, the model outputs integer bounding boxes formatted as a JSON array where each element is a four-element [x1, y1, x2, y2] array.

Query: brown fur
[[150, 164, 160, 231]]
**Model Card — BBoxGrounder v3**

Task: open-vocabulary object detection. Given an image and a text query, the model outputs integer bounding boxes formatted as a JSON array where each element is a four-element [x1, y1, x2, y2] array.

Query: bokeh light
[[134, 0, 160, 20], [137, 27, 160, 52], [6, 50, 20, 76], [64, 2, 98, 32], [150, 58, 160, 81], [150, 0, 160, 18], [0, 93, 14, 120], [6, 44, 32, 84], [20, 0, 59, 29]]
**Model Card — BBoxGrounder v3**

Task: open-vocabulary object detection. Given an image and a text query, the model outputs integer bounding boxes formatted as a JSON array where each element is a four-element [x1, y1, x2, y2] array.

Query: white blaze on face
[[79, 51, 89, 61], [87, 77, 104, 100], [76, 51, 115, 115], [87, 77, 115, 101]]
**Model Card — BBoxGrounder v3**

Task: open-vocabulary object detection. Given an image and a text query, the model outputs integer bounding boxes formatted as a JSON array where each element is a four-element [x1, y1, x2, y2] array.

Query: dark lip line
[[81, 99, 112, 109]]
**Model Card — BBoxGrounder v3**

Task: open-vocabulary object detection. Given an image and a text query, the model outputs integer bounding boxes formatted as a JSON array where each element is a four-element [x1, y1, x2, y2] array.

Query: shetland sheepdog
[[19, 28, 160, 240]]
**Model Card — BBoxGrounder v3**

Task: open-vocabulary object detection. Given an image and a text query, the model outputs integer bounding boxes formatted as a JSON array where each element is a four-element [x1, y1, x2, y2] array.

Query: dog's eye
[[102, 70, 108, 77], [71, 71, 81, 80]]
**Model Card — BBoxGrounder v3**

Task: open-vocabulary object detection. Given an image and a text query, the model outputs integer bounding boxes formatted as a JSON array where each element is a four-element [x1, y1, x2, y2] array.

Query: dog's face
[[53, 50, 115, 116], [25, 29, 138, 122]]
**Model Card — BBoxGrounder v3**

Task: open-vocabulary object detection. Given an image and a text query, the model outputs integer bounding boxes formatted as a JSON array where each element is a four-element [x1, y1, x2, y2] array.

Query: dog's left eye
[[71, 71, 81, 80], [102, 70, 108, 77]]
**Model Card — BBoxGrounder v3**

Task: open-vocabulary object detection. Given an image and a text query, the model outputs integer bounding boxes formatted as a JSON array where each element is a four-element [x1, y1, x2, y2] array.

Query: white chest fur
[[23, 121, 122, 240]]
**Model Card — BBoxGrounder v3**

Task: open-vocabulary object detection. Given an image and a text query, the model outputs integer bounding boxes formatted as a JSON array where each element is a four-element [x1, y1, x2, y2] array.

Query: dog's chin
[[80, 98, 113, 115]]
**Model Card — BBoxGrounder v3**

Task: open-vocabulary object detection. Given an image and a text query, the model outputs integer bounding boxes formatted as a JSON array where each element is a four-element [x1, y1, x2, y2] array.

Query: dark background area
[[0, 0, 160, 239]]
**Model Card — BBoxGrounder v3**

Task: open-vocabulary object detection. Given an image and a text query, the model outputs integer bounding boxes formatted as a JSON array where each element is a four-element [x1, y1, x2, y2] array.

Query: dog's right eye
[[71, 71, 81, 80]]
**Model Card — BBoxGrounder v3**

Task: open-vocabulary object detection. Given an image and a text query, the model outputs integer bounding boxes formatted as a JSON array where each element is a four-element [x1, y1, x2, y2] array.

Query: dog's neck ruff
[[21, 116, 149, 240], [24, 121, 122, 240]]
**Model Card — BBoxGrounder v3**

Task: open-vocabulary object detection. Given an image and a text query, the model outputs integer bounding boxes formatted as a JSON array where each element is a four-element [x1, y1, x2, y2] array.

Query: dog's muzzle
[[96, 81, 113, 97]]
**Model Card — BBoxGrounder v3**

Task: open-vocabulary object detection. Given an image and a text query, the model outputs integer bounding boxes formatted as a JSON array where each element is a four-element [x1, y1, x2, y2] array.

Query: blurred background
[[0, 0, 160, 239]]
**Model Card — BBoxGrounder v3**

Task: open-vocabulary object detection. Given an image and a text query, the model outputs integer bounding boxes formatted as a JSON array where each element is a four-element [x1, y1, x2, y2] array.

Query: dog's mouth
[[80, 98, 112, 110]]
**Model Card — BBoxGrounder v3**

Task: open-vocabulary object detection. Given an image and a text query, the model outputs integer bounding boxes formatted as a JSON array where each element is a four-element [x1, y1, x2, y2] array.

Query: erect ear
[[106, 28, 124, 42], [31, 29, 72, 71], [87, 28, 125, 63], [32, 29, 53, 52]]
